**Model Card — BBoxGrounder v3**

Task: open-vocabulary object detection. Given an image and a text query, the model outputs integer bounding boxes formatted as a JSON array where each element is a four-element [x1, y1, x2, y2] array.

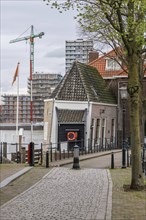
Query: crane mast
[[10, 25, 44, 142]]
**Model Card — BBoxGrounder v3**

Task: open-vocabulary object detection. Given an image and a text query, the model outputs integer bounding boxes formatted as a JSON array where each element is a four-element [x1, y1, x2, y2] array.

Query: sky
[[1, 0, 79, 95]]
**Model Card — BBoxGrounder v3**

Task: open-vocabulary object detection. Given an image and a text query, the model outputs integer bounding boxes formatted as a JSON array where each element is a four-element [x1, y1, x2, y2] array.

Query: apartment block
[[65, 39, 93, 72], [1, 95, 30, 124], [27, 72, 62, 122]]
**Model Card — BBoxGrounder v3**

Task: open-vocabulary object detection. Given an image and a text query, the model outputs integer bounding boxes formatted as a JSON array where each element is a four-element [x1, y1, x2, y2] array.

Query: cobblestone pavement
[[0, 167, 112, 220]]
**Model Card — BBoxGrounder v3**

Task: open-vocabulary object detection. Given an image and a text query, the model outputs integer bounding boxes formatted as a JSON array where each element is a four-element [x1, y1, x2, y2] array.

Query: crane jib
[[9, 32, 45, 44]]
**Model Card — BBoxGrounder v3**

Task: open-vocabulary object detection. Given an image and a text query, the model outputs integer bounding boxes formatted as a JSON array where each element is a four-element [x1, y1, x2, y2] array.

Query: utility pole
[[10, 25, 44, 142]]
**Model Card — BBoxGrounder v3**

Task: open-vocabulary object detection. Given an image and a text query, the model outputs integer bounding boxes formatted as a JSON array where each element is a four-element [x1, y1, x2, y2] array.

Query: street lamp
[[119, 85, 128, 168]]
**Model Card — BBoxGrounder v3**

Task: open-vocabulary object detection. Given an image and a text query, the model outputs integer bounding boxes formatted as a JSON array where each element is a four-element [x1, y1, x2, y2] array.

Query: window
[[111, 119, 115, 142], [95, 119, 100, 144], [90, 118, 94, 141], [106, 59, 122, 70], [101, 118, 106, 147]]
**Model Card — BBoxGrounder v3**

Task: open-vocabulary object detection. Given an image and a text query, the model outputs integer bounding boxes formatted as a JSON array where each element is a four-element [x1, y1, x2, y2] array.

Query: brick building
[[89, 49, 146, 144]]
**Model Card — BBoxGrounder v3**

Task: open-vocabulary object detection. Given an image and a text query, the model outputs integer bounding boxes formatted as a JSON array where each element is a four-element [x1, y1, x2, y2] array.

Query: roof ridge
[[76, 62, 90, 102], [55, 62, 75, 99], [55, 72, 68, 99]]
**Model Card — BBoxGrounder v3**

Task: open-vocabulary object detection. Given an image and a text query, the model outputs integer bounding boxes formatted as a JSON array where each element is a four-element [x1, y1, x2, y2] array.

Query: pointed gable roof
[[89, 49, 127, 77], [50, 61, 116, 104]]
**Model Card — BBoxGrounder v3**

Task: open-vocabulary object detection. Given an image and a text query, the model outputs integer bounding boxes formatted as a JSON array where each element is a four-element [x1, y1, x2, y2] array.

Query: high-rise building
[[65, 39, 93, 72], [27, 72, 62, 122]]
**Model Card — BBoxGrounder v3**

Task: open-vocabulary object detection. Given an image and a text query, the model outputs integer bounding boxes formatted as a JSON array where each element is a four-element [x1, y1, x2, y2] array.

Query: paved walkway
[[0, 167, 112, 220]]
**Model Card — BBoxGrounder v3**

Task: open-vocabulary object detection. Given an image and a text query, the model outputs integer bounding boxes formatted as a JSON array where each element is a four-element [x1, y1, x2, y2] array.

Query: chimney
[[89, 51, 99, 63]]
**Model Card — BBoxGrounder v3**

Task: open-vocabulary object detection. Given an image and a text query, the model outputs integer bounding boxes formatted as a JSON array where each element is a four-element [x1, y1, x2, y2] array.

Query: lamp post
[[119, 85, 128, 169]]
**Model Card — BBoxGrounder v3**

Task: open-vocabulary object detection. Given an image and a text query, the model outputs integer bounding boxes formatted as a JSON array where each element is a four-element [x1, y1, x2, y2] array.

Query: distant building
[[0, 73, 62, 124], [0, 95, 30, 124], [27, 72, 62, 122], [65, 39, 93, 72]]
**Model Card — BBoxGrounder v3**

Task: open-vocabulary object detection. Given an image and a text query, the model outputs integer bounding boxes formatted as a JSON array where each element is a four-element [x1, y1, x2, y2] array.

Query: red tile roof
[[89, 49, 145, 78]]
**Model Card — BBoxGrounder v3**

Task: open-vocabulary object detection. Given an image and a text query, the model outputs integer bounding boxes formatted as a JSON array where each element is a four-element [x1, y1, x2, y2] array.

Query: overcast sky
[[1, 0, 79, 95]]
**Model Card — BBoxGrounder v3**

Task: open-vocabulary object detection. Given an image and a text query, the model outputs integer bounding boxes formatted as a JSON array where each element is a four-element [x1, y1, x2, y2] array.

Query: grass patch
[[110, 168, 146, 220]]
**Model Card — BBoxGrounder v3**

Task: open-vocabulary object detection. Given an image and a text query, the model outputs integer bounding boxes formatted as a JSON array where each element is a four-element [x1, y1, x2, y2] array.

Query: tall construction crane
[[10, 25, 45, 142]]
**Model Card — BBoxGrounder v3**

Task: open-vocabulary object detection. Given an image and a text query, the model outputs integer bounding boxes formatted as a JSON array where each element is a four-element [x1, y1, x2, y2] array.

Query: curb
[[105, 169, 112, 220], [0, 167, 33, 189]]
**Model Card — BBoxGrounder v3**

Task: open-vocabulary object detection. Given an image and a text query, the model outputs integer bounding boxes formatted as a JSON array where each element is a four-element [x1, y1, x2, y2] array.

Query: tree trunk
[[128, 53, 144, 190]]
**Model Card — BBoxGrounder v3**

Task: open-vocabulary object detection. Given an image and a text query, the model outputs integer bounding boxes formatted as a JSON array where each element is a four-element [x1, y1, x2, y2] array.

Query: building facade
[[0, 95, 30, 124], [43, 61, 117, 154], [27, 72, 62, 122], [65, 39, 93, 72], [89, 49, 146, 144]]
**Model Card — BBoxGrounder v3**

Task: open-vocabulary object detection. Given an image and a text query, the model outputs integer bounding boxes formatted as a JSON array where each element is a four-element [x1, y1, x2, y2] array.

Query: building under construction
[[0, 73, 62, 124], [0, 95, 30, 124], [27, 72, 62, 122]]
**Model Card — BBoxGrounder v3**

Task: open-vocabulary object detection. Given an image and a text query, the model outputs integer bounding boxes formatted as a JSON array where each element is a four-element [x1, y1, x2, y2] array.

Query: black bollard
[[46, 151, 49, 168], [72, 145, 80, 169], [127, 148, 129, 167], [111, 152, 114, 169], [0, 142, 2, 164], [28, 142, 34, 166], [122, 148, 126, 168]]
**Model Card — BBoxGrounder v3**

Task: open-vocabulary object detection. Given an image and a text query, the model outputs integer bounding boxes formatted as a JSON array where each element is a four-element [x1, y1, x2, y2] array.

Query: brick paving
[[0, 167, 112, 220]]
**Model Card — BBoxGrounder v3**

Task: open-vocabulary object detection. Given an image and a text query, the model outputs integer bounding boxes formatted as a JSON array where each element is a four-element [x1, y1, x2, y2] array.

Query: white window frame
[[105, 58, 122, 71], [95, 118, 101, 145], [101, 118, 106, 147], [111, 118, 116, 143]]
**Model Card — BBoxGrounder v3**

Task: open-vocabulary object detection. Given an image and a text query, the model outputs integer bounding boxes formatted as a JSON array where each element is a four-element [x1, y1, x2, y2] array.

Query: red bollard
[[28, 144, 30, 164]]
